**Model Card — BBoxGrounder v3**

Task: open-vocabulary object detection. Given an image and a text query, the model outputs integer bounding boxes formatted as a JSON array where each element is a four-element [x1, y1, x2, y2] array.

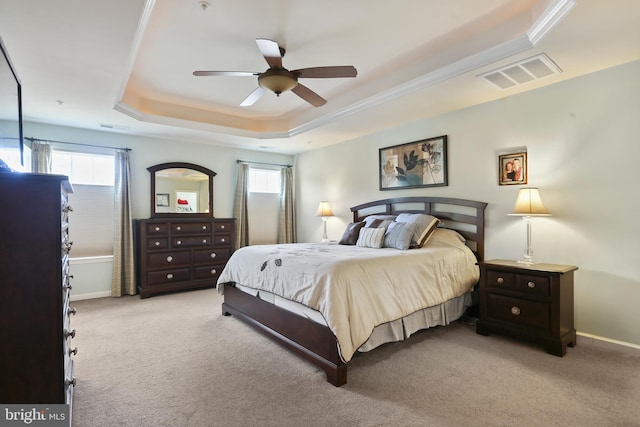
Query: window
[[52, 151, 114, 186], [0, 144, 27, 172], [248, 168, 280, 193]]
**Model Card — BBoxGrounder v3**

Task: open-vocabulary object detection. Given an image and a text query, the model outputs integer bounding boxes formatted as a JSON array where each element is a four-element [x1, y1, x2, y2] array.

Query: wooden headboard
[[350, 197, 488, 261]]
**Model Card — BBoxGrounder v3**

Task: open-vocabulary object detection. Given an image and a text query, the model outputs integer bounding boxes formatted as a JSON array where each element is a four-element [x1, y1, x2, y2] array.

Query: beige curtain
[[111, 149, 136, 296], [233, 162, 250, 249], [30, 140, 52, 173], [278, 166, 296, 243]]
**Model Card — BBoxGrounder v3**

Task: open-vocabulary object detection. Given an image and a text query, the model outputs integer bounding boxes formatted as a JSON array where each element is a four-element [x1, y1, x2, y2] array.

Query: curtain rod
[[237, 159, 292, 167], [26, 137, 131, 152]]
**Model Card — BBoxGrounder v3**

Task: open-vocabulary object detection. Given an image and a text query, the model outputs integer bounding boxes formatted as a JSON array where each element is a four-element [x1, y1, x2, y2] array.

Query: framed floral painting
[[379, 135, 448, 190], [498, 151, 527, 185]]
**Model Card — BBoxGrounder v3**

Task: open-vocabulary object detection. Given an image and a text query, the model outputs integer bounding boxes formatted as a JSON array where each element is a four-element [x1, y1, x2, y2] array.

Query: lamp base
[[517, 257, 536, 265]]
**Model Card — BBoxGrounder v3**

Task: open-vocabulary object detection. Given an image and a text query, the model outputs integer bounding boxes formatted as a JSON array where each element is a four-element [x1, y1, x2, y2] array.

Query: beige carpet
[[70, 288, 640, 427]]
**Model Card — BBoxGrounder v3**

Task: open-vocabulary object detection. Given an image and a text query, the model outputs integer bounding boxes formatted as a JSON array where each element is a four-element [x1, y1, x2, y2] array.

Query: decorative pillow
[[338, 222, 365, 245], [356, 227, 386, 248], [395, 213, 440, 247], [363, 215, 396, 228], [383, 222, 416, 250]]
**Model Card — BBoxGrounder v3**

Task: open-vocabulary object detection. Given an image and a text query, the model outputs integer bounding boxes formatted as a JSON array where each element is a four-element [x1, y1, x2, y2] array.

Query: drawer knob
[[68, 306, 77, 316], [176, 240, 182, 245], [202, 225, 207, 230], [166, 256, 173, 262], [210, 253, 216, 258], [69, 347, 78, 356], [65, 378, 76, 387], [65, 329, 76, 339], [154, 226, 160, 231], [154, 241, 161, 246], [496, 277, 504, 284], [202, 239, 207, 244], [167, 273, 174, 280], [64, 284, 73, 291], [221, 225, 225, 229], [527, 281, 536, 289], [176, 226, 182, 231], [511, 306, 521, 316], [221, 238, 226, 243], [211, 269, 217, 275]]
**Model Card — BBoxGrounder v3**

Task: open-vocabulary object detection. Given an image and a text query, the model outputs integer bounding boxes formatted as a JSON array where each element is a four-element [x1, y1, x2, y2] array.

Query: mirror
[[148, 162, 216, 218]]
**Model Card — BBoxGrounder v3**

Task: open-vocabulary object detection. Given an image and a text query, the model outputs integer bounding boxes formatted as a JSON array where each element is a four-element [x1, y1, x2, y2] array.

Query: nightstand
[[476, 259, 578, 356]]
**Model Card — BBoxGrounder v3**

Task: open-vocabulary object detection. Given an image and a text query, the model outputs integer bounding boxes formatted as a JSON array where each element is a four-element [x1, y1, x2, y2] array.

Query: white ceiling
[[0, 0, 638, 154]]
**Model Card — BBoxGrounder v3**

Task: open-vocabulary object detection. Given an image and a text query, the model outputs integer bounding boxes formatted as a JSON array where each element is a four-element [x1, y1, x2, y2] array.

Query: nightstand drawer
[[486, 294, 549, 331], [486, 270, 549, 298]]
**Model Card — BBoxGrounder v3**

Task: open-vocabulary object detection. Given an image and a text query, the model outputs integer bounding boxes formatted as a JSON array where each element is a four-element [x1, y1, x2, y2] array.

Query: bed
[[217, 197, 487, 386]]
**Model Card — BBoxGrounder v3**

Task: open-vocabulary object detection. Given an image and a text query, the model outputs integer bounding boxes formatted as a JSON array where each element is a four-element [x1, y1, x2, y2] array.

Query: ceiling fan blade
[[240, 87, 267, 107], [292, 66, 357, 79], [193, 71, 259, 77], [291, 83, 327, 107], [255, 38, 283, 68]]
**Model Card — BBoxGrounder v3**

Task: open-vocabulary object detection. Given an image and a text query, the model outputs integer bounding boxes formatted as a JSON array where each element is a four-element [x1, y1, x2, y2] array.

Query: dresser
[[0, 173, 77, 410], [476, 259, 578, 356], [135, 218, 235, 298]]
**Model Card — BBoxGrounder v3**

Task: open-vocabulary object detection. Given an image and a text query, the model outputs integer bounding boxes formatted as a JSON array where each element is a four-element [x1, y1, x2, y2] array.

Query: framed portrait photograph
[[379, 135, 448, 190], [498, 152, 527, 185], [156, 193, 170, 207]]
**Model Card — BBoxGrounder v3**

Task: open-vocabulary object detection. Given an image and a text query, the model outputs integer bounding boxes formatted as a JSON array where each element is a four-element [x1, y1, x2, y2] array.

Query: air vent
[[479, 54, 562, 90]]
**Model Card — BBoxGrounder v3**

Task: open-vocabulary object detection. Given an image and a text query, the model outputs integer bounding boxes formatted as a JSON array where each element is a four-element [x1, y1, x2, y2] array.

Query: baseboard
[[577, 332, 640, 355], [70, 291, 112, 301]]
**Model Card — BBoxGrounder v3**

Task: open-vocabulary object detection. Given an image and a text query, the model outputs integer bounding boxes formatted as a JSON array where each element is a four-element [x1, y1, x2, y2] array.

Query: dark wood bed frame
[[221, 197, 487, 386]]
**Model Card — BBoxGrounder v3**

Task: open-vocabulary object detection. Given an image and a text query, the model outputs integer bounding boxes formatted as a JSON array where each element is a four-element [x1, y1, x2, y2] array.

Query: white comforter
[[217, 229, 479, 362]]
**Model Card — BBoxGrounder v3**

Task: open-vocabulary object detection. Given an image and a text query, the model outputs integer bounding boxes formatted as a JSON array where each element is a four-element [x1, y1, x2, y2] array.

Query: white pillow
[[356, 227, 386, 248], [395, 213, 440, 246]]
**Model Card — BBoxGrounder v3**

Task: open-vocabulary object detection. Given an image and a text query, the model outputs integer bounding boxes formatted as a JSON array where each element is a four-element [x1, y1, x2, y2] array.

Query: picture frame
[[176, 191, 197, 213], [156, 193, 170, 207], [379, 135, 448, 190], [498, 152, 528, 185]]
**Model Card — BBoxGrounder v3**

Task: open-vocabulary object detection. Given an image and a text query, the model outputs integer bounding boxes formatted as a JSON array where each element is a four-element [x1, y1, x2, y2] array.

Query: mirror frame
[[148, 162, 216, 218]]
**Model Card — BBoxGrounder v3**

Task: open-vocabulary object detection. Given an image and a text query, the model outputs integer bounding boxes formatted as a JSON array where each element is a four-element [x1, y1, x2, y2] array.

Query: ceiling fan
[[193, 38, 357, 107]]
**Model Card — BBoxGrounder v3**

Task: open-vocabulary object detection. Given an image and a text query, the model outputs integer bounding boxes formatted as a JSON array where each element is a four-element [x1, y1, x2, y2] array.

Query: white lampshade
[[508, 188, 551, 216], [315, 201, 334, 217]]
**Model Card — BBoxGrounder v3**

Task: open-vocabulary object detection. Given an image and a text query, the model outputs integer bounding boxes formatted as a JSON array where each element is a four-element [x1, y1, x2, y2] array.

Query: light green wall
[[295, 60, 640, 347]]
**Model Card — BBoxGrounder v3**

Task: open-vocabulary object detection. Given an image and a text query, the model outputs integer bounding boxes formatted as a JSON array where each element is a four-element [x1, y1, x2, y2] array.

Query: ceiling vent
[[479, 54, 562, 90]]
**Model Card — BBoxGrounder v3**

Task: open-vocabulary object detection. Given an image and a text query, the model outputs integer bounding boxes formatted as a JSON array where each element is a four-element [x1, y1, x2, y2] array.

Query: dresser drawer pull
[[211, 269, 217, 275], [176, 240, 182, 245], [65, 378, 76, 387], [220, 238, 226, 243], [154, 241, 161, 246], [202, 239, 207, 244], [154, 226, 160, 231], [202, 225, 207, 230], [527, 281, 536, 289], [68, 306, 77, 316], [511, 306, 521, 316], [176, 226, 182, 231], [220, 225, 225, 229], [63, 205, 74, 213], [69, 347, 78, 356], [167, 273, 174, 280], [496, 277, 504, 284], [210, 253, 216, 258], [166, 256, 173, 262], [64, 284, 73, 291], [65, 329, 76, 339]]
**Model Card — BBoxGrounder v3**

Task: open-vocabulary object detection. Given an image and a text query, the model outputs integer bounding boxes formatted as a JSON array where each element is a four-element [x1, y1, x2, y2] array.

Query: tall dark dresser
[[0, 172, 77, 410]]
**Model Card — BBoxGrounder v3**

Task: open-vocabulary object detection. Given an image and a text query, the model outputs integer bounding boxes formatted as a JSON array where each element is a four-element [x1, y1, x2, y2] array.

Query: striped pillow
[[356, 227, 386, 248]]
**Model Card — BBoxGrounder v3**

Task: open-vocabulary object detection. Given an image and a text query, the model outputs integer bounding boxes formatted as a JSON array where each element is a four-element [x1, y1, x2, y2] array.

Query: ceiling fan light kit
[[193, 38, 357, 107], [258, 68, 298, 95]]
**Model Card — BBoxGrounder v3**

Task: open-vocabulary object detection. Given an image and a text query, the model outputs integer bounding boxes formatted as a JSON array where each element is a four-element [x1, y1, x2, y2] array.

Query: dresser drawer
[[486, 293, 549, 331], [214, 234, 231, 246], [172, 222, 213, 234], [148, 251, 191, 268], [147, 238, 169, 249], [148, 268, 191, 285], [173, 236, 211, 247], [194, 265, 223, 280], [486, 269, 549, 298], [194, 248, 230, 264], [214, 221, 233, 233], [146, 223, 169, 235]]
